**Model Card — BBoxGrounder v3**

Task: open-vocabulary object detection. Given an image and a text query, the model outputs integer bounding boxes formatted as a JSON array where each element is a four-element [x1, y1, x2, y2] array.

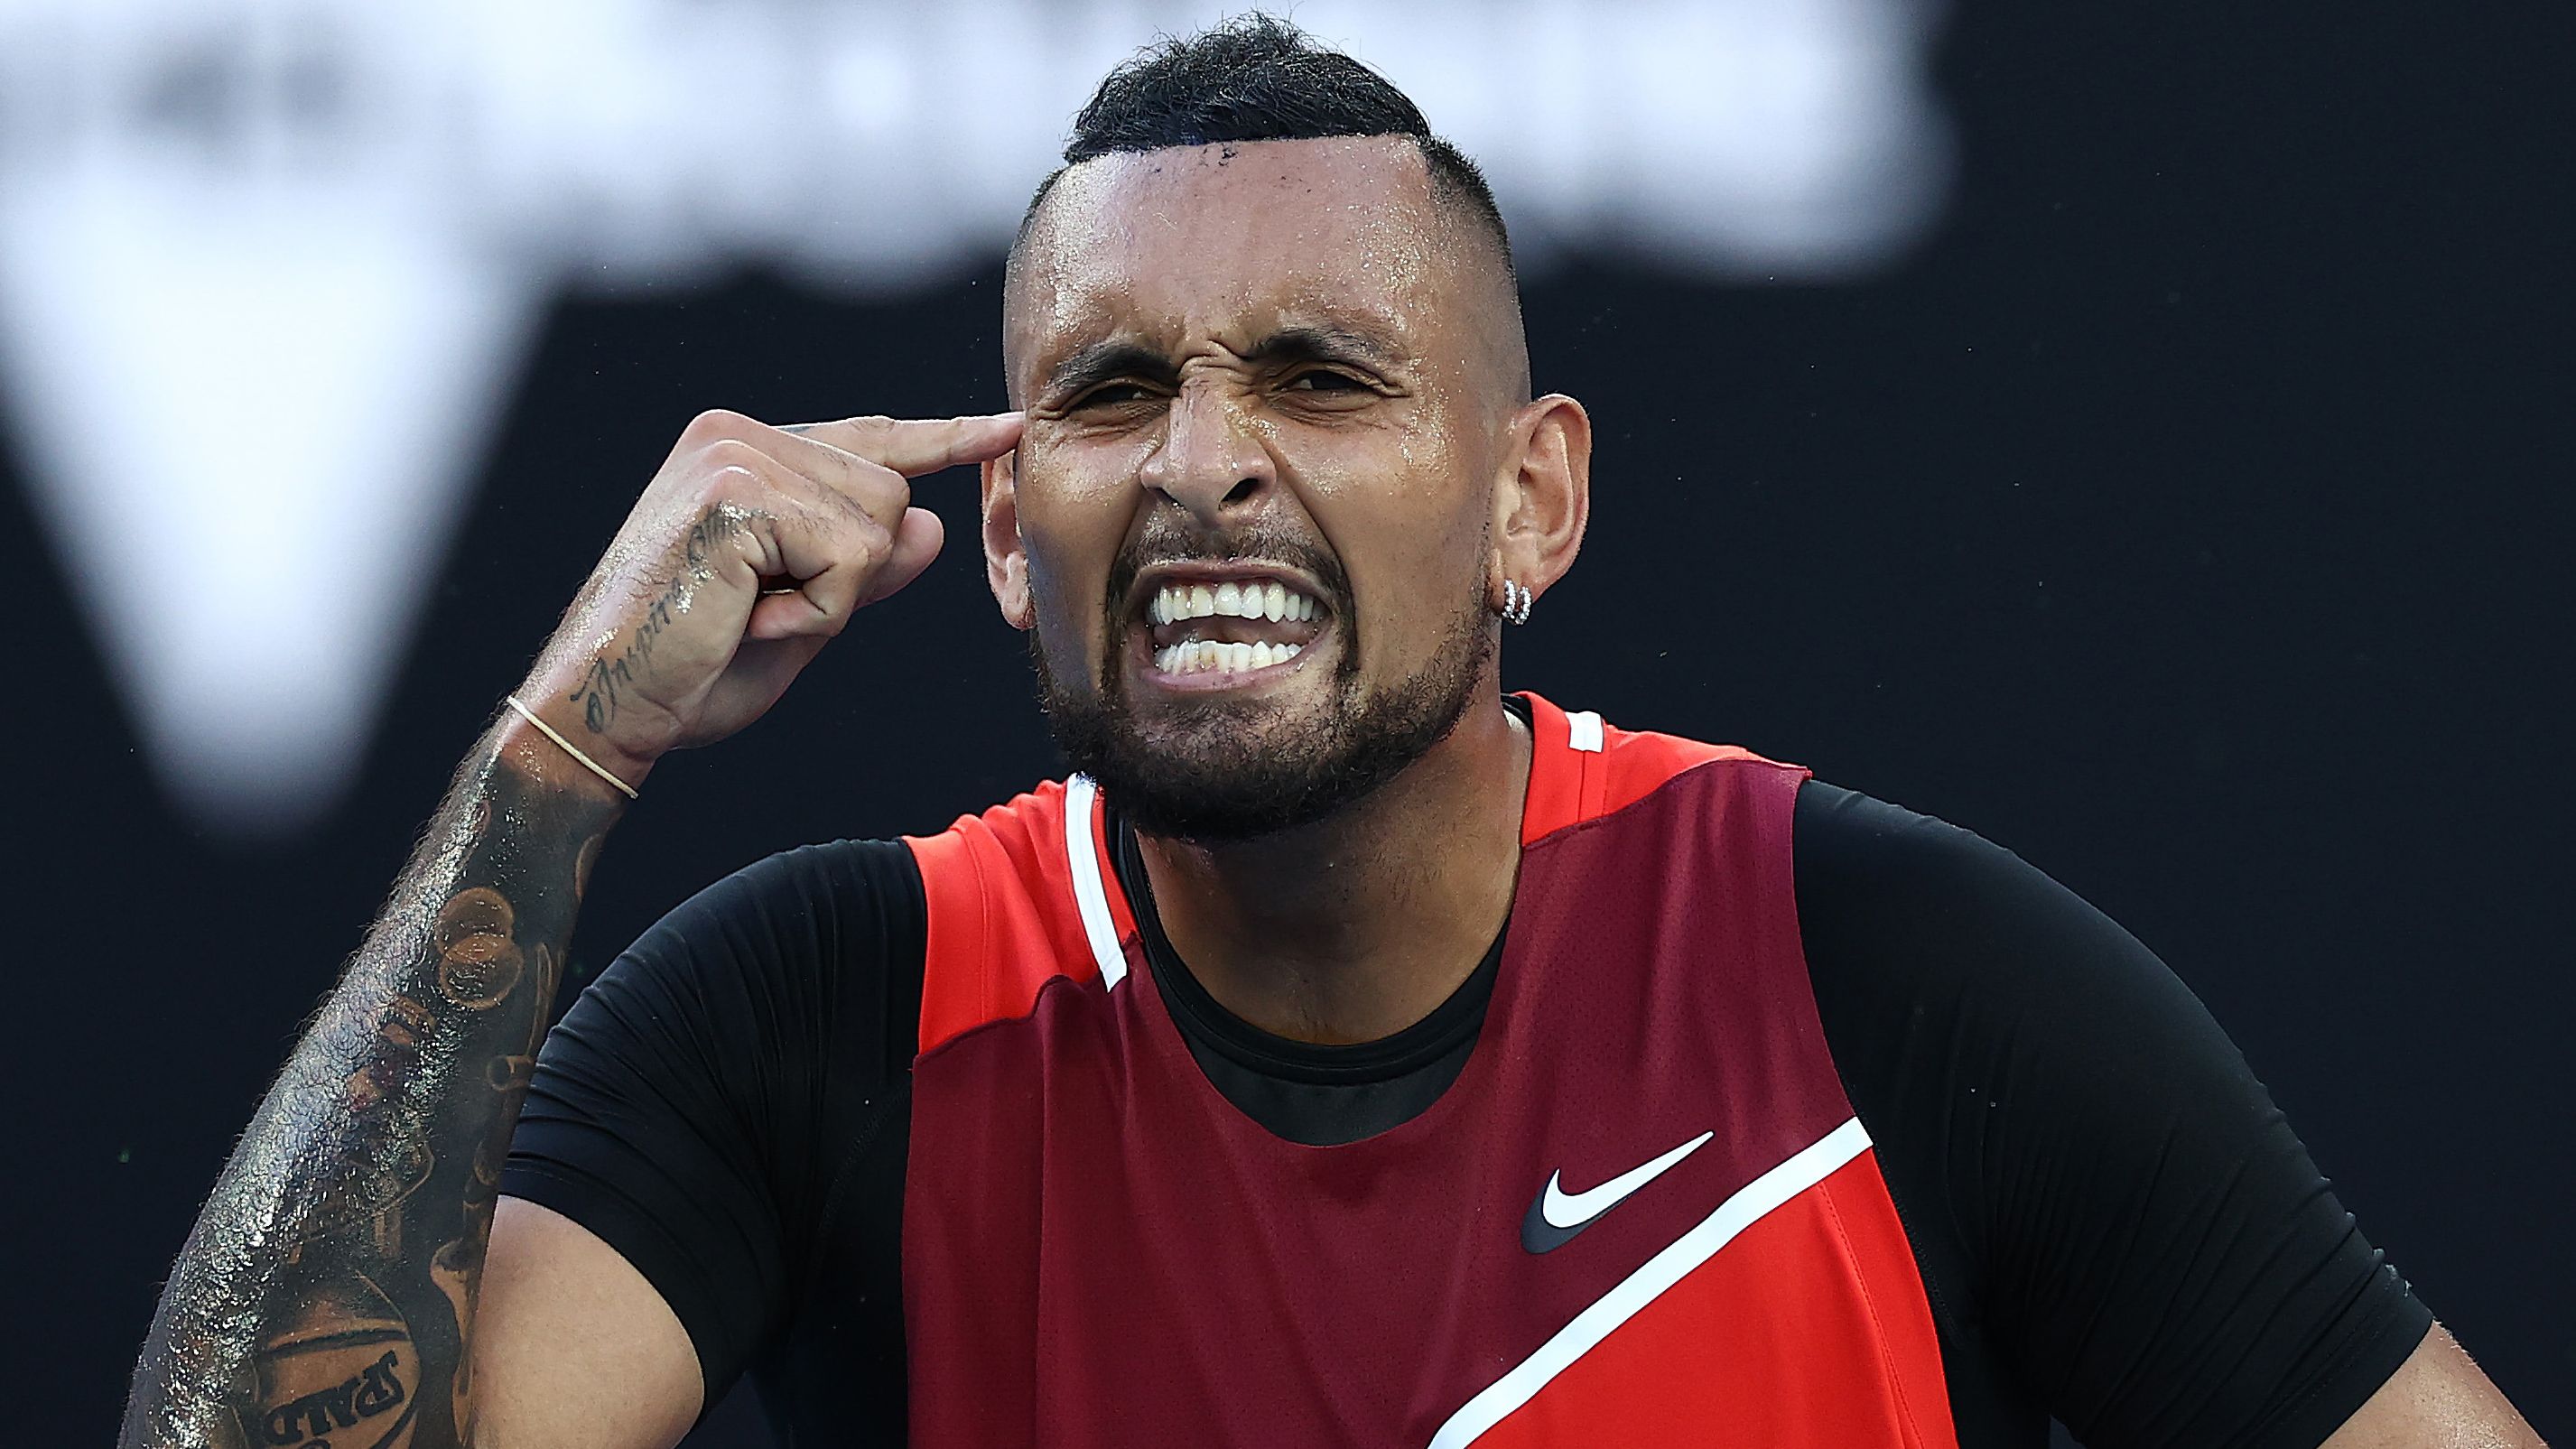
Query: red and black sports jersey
[[901, 693, 1949, 1445], [504, 692, 2431, 1448]]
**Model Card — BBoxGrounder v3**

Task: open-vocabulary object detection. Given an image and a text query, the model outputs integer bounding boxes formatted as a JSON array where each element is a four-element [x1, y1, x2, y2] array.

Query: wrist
[[511, 655, 678, 787], [492, 696, 652, 804]]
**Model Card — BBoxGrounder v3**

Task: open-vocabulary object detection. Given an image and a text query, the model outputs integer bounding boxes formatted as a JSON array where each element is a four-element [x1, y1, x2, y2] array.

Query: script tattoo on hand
[[119, 724, 617, 1449], [566, 505, 744, 735]]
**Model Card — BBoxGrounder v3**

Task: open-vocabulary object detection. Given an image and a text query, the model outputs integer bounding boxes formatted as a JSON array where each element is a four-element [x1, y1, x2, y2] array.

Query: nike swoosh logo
[[1520, 1130, 1716, 1255]]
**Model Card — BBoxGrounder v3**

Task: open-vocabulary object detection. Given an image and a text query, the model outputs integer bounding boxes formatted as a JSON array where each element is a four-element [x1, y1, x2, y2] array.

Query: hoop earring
[[1500, 580, 1534, 626]]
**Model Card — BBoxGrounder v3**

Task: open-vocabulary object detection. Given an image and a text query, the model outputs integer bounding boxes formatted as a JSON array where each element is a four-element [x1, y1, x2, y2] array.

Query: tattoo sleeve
[[120, 718, 625, 1449]]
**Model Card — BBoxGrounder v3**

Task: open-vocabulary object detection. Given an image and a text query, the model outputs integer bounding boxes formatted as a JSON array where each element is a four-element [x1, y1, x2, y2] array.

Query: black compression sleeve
[[1795, 782, 2432, 1449], [499, 839, 925, 1410]]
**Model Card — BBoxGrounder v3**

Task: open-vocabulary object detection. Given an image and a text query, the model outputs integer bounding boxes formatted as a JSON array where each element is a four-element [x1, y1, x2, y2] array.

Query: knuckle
[[835, 466, 893, 510], [844, 516, 894, 562], [814, 488, 869, 527], [681, 407, 758, 447], [844, 460, 909, 510], [693, 437, 772, 486]]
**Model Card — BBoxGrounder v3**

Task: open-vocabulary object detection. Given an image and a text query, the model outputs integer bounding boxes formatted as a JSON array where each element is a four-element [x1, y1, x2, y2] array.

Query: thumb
[[859, 507, 947, 606]]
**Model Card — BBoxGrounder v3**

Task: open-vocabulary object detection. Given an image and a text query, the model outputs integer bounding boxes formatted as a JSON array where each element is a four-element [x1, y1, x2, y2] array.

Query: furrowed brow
[[1242, 324, 1404, 372], [1043, 341, 1174, 401], [1039, 324, 1406, 401]]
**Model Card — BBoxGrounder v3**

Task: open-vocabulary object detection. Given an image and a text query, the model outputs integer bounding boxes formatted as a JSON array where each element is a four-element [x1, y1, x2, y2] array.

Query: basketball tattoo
[[119, 730, 618, 1447]]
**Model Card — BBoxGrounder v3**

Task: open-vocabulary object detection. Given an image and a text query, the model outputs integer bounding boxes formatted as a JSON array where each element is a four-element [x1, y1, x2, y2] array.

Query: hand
[[516, 407, 1023, 787]]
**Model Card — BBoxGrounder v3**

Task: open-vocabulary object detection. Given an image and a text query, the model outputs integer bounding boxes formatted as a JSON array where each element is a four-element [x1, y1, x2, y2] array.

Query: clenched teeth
[[1153, 639, 1306, 675], [1148, 579, 1318, 626]]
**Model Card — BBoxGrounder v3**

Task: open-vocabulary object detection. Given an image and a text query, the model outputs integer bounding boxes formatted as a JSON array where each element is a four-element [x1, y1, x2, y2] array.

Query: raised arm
[[120, 408, 1021, 1449]]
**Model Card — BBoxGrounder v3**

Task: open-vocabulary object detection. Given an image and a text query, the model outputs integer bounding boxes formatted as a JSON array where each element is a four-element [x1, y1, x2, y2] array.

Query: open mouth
[[1139, 572, 1331, 681]]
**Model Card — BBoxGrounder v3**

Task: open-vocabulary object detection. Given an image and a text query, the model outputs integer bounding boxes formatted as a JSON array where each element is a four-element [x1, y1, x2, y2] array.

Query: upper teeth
[[1149, 579, 1318, 626]]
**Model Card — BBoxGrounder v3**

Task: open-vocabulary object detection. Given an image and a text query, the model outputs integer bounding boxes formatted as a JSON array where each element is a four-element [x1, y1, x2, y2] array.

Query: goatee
[[1032, 582, 1493, 844]]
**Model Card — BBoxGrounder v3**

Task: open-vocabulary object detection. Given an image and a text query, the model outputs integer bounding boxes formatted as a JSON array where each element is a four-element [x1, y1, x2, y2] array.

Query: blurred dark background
[[7, 2, 2567, 1444]]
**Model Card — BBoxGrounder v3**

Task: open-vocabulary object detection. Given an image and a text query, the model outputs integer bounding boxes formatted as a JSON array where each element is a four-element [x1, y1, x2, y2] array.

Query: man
[[123, 15, 2542, 1449]]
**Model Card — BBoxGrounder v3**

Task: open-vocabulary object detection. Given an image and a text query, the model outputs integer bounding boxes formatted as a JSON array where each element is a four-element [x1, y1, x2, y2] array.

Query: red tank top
[[900, 692, 1958, 1447]]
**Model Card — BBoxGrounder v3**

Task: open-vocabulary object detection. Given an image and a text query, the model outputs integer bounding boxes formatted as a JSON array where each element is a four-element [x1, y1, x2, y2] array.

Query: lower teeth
[[1155, 639, 1306, 675]]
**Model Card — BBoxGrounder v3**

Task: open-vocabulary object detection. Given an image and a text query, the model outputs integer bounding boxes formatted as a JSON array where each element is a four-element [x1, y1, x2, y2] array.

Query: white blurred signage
[[0, 0, 1948, 832]]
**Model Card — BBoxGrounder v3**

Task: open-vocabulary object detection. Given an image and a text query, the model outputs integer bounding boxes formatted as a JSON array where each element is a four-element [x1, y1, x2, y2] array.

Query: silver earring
[[1501, 580, 1534, 625]]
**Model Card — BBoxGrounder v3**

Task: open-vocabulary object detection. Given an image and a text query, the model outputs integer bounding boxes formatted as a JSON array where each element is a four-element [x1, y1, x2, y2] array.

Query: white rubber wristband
[[502, 694, 640, 801]]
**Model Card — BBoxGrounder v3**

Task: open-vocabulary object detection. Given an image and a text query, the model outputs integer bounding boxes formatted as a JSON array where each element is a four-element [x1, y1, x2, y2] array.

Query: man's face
[[997, 136, 1521, 840]]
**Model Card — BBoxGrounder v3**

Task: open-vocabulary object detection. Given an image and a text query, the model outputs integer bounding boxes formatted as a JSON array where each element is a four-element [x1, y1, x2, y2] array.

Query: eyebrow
[[1039, 322, 1408, 401], [1247, 323, 1402, 368], [1043, 341, 1173, 402]]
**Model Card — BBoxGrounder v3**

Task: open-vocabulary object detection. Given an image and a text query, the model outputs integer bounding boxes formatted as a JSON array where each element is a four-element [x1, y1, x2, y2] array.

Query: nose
[[1137, 380, 1272, 527]]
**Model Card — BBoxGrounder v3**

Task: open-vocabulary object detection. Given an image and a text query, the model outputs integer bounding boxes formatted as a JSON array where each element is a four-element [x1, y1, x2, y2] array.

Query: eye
[[1072, 381, 1159, 410], [1283, 369, 1371, 394]]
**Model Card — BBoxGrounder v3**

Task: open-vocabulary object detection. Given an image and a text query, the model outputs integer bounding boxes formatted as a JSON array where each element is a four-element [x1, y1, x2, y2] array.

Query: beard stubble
[[1030, 531, 1494, 843]]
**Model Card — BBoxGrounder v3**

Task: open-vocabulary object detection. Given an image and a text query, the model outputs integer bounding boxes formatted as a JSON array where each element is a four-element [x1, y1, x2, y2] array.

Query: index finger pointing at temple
[[780, 413, 1025, 478]]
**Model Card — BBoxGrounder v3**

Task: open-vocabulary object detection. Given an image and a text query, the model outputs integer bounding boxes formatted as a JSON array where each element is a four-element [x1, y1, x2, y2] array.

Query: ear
[[1488, 394, 1592, 612], [981, 446, 1035, 630]]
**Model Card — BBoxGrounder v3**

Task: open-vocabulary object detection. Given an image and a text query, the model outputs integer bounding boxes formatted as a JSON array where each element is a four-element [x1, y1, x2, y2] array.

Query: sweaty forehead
[[1007, 135, 1460, 385]]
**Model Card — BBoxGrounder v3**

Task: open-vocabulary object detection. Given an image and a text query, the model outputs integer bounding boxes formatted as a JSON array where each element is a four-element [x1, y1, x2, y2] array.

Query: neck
[[1133, 689, 1532, 1045]]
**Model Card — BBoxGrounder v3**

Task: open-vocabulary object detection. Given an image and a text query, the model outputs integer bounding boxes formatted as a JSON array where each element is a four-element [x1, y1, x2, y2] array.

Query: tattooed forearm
[[120, 717, 623, 1449]]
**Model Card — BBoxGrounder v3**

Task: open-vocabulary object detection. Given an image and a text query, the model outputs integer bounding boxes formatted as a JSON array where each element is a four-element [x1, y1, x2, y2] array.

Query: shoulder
[[628, 836, 925, 980], [1790, 780, 2226, 1051], [901, 779, 1081, 903], [545, 840, 929, 1084], [1512, 693, 1802, 844], [1791, 780, 2067, 921], [1790, 778, 2241, 1124], [903, 777, 1136, 1054]]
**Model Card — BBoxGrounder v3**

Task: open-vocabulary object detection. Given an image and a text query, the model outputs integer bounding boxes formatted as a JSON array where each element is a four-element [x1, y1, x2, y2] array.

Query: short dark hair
[[1016, 13, 1512, 270]]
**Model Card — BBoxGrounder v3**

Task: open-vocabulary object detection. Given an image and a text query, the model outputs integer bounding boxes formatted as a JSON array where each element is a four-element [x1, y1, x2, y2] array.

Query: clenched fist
[[514, 407, 1023, 789]]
